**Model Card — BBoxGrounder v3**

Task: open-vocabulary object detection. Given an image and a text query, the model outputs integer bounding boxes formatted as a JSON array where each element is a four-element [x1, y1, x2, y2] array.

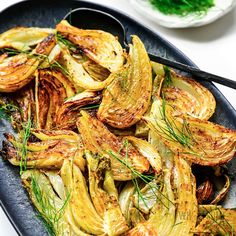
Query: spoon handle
[[149, 53, 236, 89]]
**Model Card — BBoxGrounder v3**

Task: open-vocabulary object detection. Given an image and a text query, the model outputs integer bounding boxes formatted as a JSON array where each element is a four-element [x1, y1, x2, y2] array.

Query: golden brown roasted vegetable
[[151, 62, 216, 120], [0, 34, 56, 93], [168, 156, 198, 236], [85, 152, 129, 234], [118, 182, 136, 225], [61, 159, 104, 235], [97, 35, 152, 129], [0, 27, 55, 50], [126, 136, 162, 174], [134, 72, 164, 138], [127, 154, 175, 236], [31, 129, 81, 142], [56, 91, 101, 129], [197, 178, 214, 204], [83, 59, 110, 81], [194, 208, 236, 235], [3, 139, 85, 170], [13, 83, 35, 125], [33, 34, 56, 55], [35, 69, 76, 129], [60, 46, 115, 91], [21, 170, 73, 235], [162, 72, 216, 121], [77, 110, 150, 180], [56, 20, 124, 72], [145, 98, 236, 166], [0, 54, 39, 92], [61, 158, 128, 235], [2, 130, 85, 170]]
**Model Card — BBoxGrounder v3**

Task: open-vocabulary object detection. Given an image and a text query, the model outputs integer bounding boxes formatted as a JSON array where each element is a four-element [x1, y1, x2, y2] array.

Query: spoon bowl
[[64, 8, 128, 47]]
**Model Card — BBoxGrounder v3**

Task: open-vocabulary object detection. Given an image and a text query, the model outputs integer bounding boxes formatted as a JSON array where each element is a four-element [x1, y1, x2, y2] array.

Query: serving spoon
[[63, 8, 236, 89]]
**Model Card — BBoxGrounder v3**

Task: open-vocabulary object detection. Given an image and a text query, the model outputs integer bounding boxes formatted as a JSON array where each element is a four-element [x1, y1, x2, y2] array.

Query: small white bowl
[[129, 0, 236, 28]]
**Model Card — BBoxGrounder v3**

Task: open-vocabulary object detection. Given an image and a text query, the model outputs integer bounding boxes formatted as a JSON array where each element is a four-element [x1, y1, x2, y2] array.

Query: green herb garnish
[[3, 48, 69, 76], [19, 117, 32, 175], [149, 0, 214, 16], [108, 139, 173, 210], [56, 32, 78, 52], [81, 104, 100, 110], [31, 174, 70, 236], [155, 99, 194, 149]]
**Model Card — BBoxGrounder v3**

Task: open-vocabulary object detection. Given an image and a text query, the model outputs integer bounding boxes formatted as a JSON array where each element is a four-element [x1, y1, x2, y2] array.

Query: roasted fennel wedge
[[56, 20, 124, 72], [97, 35, 152, 129], [0, 27, 55, 51], [61, 158, 128, 235], [77, 110, 150, 180], [56, 91, 101, 129], [145, 98, 236, 166], [194, 208, 236, 235], [21, 170, 72, 235], [3, 130, 85, 171], [34, 69, 76, 130], [151, 62, 216, 120], [0, 34, 56, 93], [60, 46, 114, 91]]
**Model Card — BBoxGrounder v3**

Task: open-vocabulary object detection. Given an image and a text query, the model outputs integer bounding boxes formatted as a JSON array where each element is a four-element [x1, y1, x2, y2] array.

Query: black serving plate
[[0, 1, 235, 235]]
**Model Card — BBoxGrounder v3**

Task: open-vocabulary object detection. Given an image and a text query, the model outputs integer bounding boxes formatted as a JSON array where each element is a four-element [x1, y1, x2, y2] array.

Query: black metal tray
[[0, 0, 235, 235]]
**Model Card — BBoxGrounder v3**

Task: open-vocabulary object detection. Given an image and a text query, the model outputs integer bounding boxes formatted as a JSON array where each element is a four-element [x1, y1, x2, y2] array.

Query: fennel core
[[149, 0, 215, 16]]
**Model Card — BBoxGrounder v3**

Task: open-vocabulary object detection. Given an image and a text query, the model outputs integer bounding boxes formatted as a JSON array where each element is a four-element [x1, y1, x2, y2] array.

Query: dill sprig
[[31, 174, 70, 236], [19, 117, 32, 175], [194, 206, 235, 235], [108, 139, 174, 210], [56, 32, 78, 52], [149, 0, 214, 16], [0, 103, 20, 121], [81, 104, 100, 110], [122, 139, 150, 210], [3, 48, 32, 57], [108, 149, 171, 209], [153, 99, 194, 149], [3, 48, 69, 76]]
